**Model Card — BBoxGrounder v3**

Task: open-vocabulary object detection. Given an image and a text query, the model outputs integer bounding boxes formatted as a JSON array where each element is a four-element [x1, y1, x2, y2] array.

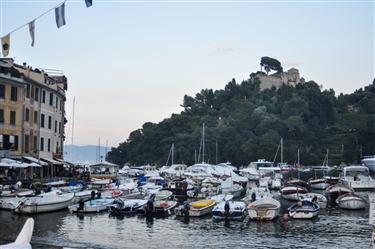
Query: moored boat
[[336, 193, 367, 210], [13, 192, 74, 214], [288, 200, 319, 219], [69, 198, 114, 213], [300, 192, 327, 209], [108, 198, 148, 215], [281, 185, 308, 201], [176, 199, 216, 217], [325, 183, 352, 203], [212, 201, 246, 221], [247, 197, 280, 221], [341, 166, 375, 191], [308, 178, 330, 190]]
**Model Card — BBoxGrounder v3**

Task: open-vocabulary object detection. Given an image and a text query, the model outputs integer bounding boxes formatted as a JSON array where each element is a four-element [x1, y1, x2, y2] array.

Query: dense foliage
[[260, 56, 283, 74], [108, 75, 375, 167]]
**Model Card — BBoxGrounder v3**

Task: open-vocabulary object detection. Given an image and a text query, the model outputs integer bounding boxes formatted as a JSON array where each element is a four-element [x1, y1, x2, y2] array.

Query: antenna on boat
[[281, 138, 283, 164]]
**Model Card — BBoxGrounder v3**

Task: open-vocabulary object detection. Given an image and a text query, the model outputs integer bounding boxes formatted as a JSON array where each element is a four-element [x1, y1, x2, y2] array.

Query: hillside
[[107, 71, 375, 167]]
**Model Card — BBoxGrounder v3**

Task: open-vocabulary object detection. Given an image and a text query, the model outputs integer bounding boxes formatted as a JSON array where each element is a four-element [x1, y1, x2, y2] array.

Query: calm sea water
[[0, 197, 371, 249]]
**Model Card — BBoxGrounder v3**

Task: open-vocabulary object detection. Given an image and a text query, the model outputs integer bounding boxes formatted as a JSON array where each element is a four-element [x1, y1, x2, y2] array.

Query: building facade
[[0, 58, 67, 163], [253, 67, 305, 91]]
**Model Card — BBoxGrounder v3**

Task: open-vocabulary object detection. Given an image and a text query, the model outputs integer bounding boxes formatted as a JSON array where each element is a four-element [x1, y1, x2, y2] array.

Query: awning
[[0, 158, 41, 168], [41, 157, 63, 165], [23, 156, 48, 166]]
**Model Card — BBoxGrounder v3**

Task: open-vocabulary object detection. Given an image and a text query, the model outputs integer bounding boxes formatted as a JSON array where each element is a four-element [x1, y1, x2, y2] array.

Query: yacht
[[341, 166, 375, 191]]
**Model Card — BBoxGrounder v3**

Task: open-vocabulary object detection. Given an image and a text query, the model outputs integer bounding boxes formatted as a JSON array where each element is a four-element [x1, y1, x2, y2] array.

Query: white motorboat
[[141, 199, 178, 218], [341, 166, 375, 191], [184, 163, 219, 181], [247, 197, 280, 221], [13, 192, 74, 214], [69, 198, 114, 213], [362, 156, 375, 172], [210, 194, 234, 203], [0, 218, 34, 249], [153, 190, 173, 200], [219, 179, 243, 198], [288, 200, 320, 219], [281, 185, 308, 201], [243, 184, 272, 203], [73, 190, 97, 203], [336, 193, 367, 210], [160, 164, 187, 179], [300, 193, 327, 209], [212, 201, 246, 220], [240, 167, 260, 181], [143, 165, 160, 178], [141, 182, 163, 195], [108, 198, 148, 215]]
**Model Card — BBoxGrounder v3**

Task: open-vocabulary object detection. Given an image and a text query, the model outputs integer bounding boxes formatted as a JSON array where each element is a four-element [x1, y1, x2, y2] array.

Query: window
[[26, 84, 30, 98], [24, 134, 29, 152], [0, 84, 5, 99], [55, 96, 58, 108], [48, 116, 52, 129], [42, 90, 46, 103], [54, 120, 57, 133], [40, 137, 44, 151], [56, 142, 59, 153], [59, 122, 62, 134], [33, 136, 37, 152], [49, 93, 53, 106], [10, 111, 16, 125], [25, 108, 30, 121], [41, 113, 45, 128], [11, 87, 17, 101], [0, 109, 3, 123], [34, 111, 38, 124], [34, 87, 39, 102], [47, 138, 51, 152]]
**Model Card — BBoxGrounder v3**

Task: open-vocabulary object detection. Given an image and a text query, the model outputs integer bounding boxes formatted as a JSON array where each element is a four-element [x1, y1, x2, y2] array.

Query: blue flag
[[55, 3, 66, 28], [85, 0, 93, 8]]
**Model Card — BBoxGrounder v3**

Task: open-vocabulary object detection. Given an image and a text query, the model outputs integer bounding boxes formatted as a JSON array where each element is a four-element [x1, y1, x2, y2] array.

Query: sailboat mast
[[202, 123, 205, 163], [327, 148, 329, 166], [171, 143, 174, 165], [281, 138, 283, 164], [297, 148, 300, 179], [215, 140, 218, 165]]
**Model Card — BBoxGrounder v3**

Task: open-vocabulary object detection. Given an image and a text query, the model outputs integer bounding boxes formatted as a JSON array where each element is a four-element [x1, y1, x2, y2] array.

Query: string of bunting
[[1, 0, 93, 57]]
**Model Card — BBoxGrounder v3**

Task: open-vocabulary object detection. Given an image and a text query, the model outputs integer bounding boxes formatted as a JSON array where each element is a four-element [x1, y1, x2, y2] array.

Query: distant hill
[[63, 145, 111, 164]]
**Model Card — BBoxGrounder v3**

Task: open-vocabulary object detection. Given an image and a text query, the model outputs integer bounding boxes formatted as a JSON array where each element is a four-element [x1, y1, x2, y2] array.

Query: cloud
[[208, 45, 235, 56]]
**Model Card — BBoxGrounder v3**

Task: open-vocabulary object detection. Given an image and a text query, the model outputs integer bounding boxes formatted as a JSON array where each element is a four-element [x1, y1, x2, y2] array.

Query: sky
[[0, 0, 374, 147]]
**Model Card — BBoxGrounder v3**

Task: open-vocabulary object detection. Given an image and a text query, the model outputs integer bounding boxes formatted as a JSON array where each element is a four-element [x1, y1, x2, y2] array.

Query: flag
[[55, 3, 66, 28], [29, 20, 35, 47], [1, 34, 10, 57], [85, 0, 93, 8]]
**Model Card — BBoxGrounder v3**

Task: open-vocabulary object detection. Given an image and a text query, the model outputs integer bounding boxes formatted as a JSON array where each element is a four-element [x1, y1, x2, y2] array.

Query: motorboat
[[248, 159, 280, 176], [183, 163, 219, 181], [73, 190, 97, 203], [240, 167, 260, 181], [101, 189, 123, 198], [0, 218, 34, 249], [281, 185, 308, 201], [13, 192, 74, 214], [219, 179, 243, 198], [176, 199, 216, 217], [69, 198, 114, 213], [210, 194, 234, 203], [242, 183, 272, 203], [288, 200, 320, 219], [362, 155, 375, 172], [0, 189, 35, 198], [212, 201, 246, 221], [141, 198, 178, 218], [300, 193, 327, 209], [324, 176, 340, 185], [118, 178, 138, 192], [108, 198, 148, 215], [341, 166, 375, 191], [336, 193, 367, 210], [160, 164, 187, 179], [153, 190, 173, 200], [143, 165, 160, 178], [247, 197, 280, 221]]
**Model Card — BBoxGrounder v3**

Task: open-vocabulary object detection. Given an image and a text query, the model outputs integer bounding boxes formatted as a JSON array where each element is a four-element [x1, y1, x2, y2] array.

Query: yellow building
[[0, 58, 67, 177]]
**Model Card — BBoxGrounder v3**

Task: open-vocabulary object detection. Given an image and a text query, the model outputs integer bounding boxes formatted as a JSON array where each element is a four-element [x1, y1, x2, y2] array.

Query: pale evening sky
[[0, 0, 374, 147]]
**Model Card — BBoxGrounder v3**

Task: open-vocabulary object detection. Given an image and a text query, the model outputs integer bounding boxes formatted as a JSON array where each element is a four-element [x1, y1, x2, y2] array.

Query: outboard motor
[[78, 200, 84, 211], [115, 198, 125, 209], [91, 190, 96, 199], [224, 201, 230, 219], [145, 194, 156, 217], [251, 192, 256, 202], [312, 195, 318, 203], [96, 192, 101, 199], [181, 201, 190, 218]]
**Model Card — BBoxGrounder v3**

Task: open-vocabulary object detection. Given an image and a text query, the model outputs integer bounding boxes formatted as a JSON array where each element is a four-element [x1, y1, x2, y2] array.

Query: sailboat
[[159, 143, 187, 179], [309, 149, 331, 190], [283, 149, 309, 189]]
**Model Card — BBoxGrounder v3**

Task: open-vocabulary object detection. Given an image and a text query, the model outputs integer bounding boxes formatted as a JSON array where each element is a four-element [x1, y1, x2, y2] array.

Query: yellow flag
[[1, 34, 10, 57]]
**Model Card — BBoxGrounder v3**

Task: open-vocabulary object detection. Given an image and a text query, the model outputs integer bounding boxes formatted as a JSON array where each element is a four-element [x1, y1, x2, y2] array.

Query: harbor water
[[0, 198, 371, 249]]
